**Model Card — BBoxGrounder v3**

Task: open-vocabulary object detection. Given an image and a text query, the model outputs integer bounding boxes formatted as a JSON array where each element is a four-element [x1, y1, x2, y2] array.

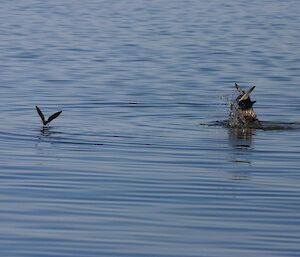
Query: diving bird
[[36, 106, 62, 126], [229, 83, 259, 126]]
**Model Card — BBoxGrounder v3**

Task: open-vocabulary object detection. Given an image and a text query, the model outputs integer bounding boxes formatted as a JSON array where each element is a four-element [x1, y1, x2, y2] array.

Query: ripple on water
[[1, 0, 300, 256]]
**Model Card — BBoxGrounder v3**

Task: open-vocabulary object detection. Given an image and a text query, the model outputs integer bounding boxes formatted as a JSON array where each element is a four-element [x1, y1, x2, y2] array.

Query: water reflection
[[228, 127, 256, 180], [228, 127, 255, 149], [36, 126, 62, 149], [34, 126, 59, 163], [39, 126, 53, 137], [229, 126, 256, 160]]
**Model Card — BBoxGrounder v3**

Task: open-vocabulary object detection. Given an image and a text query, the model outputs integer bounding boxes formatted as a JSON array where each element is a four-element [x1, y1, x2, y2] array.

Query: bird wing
[[36, 106, 46, 125], [235, 83, 244, 94], [239, 86, 255, 101], [47, 111, 62, 124]]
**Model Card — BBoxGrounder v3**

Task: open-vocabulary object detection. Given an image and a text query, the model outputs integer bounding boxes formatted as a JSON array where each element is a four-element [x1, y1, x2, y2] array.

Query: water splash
[[201, 91, 300, 130]]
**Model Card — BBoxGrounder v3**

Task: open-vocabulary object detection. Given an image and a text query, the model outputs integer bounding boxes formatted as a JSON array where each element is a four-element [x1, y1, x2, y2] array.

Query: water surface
[[0, 1, 300, 256]]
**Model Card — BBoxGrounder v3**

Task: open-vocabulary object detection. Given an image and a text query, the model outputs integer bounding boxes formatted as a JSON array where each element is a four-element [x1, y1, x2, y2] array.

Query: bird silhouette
[[36, 106, 62, 126]]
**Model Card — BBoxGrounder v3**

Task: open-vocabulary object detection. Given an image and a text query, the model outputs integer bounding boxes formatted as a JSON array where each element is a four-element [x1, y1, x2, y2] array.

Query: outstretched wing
[[36, 106, 46, 125], [47, 111, 62, 124], [239, 86, 255, 101], [235, 83, 244, 94]]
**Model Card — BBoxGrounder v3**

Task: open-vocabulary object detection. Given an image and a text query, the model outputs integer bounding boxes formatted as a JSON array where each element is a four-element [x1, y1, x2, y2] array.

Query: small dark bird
[[36, 106, 62, 126], [229, 83, 259, 126]]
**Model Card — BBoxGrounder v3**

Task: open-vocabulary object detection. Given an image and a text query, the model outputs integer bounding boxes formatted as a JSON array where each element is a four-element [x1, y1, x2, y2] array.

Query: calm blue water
[[0, 1, 300, 256]]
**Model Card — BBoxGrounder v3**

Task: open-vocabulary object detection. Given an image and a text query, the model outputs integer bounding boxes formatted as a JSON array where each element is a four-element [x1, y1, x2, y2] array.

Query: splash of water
[[201, 94, 299, 130], [228, 101, 257, 128]]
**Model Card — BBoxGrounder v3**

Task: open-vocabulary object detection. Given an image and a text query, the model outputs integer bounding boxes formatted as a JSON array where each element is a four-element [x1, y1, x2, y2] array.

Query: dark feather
[[47, 111, 62, 124], [235, 83, 245, 94], [36, 106, 46, 125]]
